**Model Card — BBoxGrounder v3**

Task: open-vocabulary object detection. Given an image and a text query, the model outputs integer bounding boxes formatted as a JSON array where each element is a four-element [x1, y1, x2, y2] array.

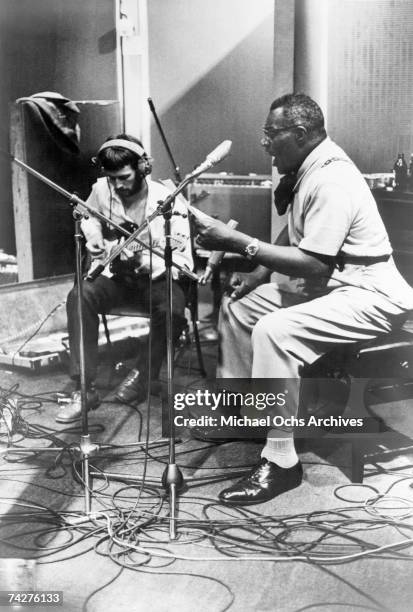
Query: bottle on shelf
[[393, 153, 408, 190]]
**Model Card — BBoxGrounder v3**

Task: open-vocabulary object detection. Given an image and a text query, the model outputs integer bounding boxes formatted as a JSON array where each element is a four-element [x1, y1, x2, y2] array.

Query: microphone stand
[[160, 204, 182, 539], [92, 172, 198, 539], [148, 97, 182, 185], [147, 98, 189, 539], [73, 210, 96, 515]]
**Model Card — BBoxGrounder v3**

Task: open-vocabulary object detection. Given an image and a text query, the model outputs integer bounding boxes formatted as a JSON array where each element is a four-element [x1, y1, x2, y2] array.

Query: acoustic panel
[[327, 0, 413, 173]]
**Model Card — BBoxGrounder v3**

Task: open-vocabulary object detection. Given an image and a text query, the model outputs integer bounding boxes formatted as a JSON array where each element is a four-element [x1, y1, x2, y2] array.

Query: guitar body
[[102, 220, 138, 242], [87, 220, 187, 283], [101, 220, 144, 281]]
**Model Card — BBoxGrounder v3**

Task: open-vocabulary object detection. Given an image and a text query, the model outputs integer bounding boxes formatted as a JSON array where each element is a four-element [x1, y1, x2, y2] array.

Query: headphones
[[96, 138, 153, 176]]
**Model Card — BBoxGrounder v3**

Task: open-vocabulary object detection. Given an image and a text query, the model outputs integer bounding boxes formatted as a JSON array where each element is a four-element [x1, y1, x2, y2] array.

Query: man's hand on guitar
[[86, 237, 106, 259], [132, 262, 151, 275]]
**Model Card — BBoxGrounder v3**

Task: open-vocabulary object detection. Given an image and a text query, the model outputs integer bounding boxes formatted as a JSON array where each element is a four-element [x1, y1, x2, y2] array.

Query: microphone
[[199, 219, 239, 284], [190, 140, 232, 178]]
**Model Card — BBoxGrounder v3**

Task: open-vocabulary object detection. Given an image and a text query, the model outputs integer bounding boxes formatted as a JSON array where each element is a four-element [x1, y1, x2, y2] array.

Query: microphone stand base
[[161, 463, 184, 491]]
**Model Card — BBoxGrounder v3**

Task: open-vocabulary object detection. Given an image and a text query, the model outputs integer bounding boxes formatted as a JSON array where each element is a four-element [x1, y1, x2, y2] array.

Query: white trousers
[[217, 282, 407, 418]]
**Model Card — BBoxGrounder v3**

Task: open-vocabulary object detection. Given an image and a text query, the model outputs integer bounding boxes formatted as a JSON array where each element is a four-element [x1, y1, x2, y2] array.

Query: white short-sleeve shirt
[[284, 138, 413, 309]]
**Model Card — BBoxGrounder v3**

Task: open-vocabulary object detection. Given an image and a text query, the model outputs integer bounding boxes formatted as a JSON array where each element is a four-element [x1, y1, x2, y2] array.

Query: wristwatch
[[244, 238, 259, 260]]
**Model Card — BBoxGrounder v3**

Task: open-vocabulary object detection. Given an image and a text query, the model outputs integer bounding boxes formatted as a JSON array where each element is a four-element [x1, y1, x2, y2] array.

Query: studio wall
[[147, 0, 275, 179]]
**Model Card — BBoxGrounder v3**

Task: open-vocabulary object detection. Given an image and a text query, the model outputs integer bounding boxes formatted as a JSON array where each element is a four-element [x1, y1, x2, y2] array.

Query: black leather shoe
[[114, 369, 148, 404], [219, 459, 303, 506]]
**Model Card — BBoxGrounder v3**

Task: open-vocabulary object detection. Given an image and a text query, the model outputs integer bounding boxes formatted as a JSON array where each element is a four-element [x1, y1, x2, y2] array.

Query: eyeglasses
[[262, 125, 298, 139]]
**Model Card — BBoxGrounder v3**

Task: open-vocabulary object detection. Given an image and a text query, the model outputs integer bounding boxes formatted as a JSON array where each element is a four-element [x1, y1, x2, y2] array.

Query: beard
[[115, 174, 145, 198]]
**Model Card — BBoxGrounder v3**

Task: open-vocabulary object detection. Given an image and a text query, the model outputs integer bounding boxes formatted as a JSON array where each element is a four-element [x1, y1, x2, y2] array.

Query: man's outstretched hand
[[191, 209, 236, 251]]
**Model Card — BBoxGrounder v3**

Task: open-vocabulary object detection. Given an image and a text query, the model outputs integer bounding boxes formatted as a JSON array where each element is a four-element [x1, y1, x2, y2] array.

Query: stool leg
[[100, 314, 120, 385], [192, 314, 206, 377], [101, 314, 112, 349]]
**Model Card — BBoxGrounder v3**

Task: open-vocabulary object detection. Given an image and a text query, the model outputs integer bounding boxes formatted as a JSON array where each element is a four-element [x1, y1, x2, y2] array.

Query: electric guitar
[[88, 220, 188, 282]]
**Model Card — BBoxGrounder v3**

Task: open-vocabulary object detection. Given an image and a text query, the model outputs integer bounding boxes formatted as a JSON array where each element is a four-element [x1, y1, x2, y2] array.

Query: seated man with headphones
[[56, 134, 193, 423]]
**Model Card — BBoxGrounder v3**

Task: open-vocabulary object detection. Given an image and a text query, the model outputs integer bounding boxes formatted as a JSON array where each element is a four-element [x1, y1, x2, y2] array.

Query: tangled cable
[[1, 382, 412, 612]]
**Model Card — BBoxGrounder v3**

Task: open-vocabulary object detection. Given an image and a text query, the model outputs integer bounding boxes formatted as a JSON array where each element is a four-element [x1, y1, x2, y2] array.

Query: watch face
[[245, 240, 259, 258]]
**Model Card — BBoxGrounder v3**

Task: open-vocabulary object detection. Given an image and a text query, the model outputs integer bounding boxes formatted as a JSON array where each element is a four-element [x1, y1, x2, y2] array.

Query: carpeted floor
[[0, 328, 413, 612]]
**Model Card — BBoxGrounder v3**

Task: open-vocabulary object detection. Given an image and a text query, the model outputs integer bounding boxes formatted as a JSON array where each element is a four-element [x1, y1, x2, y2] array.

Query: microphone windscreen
[[206, 140, 232, 165]]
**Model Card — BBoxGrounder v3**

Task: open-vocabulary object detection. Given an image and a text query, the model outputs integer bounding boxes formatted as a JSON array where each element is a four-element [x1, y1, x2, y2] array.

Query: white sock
[[261, 430, 298, 469]]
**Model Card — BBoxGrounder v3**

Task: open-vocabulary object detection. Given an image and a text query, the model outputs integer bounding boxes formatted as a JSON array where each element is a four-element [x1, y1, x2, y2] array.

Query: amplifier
[[188, 173, 272, 243]]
